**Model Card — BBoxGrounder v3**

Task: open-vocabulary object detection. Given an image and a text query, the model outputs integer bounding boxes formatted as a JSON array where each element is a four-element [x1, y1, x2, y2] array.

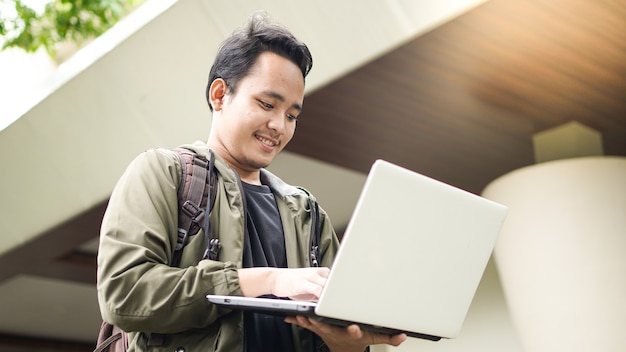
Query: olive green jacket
[[97, 142, 339, 351]]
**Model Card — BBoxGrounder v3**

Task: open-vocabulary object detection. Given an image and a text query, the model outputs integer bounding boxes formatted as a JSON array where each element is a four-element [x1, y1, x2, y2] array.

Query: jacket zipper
[[308, 197, 320, 267]]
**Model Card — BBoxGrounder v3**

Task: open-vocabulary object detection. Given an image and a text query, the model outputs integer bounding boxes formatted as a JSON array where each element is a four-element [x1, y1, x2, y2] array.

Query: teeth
[[257, 136, 277, 147]]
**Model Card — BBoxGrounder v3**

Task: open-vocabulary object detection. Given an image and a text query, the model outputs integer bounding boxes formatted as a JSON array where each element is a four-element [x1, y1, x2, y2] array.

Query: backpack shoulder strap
[[172, 148, 217, 266], [145, 148, 218, 347]]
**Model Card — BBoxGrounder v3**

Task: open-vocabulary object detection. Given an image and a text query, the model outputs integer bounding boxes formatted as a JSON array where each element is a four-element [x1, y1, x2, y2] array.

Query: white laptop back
[[314, 159, 507, 339]]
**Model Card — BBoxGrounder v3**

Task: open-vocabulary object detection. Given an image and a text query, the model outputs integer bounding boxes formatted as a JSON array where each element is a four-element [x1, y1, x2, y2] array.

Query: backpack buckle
[[181, 200, 204, 224]]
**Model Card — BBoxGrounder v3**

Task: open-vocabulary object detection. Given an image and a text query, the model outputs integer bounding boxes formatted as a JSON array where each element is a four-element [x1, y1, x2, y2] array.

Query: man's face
[[210, 51, 305, 179]]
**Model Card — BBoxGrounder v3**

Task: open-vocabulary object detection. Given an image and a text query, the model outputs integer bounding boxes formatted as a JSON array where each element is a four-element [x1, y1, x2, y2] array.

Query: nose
[[267, 112, 286, 134]]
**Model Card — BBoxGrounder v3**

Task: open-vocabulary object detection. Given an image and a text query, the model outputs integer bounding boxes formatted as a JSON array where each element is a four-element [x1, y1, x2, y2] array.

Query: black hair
[[205, 12, 313, 111]]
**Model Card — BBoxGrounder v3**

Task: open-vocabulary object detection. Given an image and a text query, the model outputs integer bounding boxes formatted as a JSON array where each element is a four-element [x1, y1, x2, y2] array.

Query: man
[[97, 12, 407, 351]]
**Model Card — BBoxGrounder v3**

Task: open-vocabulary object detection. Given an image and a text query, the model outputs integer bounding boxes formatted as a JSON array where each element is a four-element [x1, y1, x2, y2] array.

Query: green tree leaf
[[0, 0, 143, 58]]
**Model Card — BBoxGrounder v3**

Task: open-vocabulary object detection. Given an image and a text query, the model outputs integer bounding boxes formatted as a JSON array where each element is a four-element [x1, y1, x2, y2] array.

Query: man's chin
[[245, 148, 282, 169], [246, 157, 272, 170]]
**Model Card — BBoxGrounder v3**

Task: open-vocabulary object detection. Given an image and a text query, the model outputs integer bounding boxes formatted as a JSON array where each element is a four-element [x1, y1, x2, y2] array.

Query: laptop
[[207, 159, 507, 341]]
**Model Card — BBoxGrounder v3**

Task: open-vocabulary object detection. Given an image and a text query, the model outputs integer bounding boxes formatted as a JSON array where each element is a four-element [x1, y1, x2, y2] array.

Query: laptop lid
[[208, 159, 507, 340], [313, 159, 507, 339]]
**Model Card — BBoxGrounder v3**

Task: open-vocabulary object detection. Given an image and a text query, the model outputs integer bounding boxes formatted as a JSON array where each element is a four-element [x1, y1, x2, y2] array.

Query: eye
[[287, 114, 298, 122], [259, 100, 274, 110]]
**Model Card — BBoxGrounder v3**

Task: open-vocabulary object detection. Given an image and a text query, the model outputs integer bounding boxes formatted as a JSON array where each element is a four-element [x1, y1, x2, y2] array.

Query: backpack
[[93, 148, 217, 352], [93, 148, 321, 351]]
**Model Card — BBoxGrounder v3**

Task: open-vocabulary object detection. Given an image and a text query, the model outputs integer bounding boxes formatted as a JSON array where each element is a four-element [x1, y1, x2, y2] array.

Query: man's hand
[[271, 267, 330, 301], [238, 267, 330, 300], [285, 315, 407, 352]]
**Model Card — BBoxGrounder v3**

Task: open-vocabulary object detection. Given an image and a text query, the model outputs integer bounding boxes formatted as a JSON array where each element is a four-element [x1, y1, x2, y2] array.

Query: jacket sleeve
[[97, 148, 242, 333]]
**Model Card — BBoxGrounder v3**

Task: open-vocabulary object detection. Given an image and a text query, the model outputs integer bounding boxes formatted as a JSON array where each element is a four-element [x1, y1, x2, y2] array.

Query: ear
[[208, 78, 227, 111]]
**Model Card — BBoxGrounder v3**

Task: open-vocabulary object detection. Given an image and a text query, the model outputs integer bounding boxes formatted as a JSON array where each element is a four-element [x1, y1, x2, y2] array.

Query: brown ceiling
[[289, 0, 626, 194], [1, 0, 625, 349]]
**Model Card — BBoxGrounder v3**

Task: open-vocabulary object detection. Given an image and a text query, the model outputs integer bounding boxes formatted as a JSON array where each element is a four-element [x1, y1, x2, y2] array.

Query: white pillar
[[482, 156, 626, 351]]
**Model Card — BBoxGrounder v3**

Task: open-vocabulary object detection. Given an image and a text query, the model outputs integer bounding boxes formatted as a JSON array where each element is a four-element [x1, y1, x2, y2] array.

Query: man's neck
[[238, 172, 262, 185], [207, 142, 262, 185]]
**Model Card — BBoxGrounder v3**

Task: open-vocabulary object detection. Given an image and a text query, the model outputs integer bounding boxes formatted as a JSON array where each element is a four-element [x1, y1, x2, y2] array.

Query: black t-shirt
[[241, 182, 295, 352]]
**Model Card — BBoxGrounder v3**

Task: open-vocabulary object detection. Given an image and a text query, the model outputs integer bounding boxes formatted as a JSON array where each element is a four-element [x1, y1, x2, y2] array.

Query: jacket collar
[[181, 141, 304, 200]]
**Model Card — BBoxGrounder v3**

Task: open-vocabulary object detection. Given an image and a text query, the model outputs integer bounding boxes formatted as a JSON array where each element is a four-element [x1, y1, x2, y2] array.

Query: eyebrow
[[263, 90, 302, 112]]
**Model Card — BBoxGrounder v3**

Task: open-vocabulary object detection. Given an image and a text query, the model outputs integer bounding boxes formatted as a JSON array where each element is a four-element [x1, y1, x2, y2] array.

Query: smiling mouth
[[256, 134, 279, 147]]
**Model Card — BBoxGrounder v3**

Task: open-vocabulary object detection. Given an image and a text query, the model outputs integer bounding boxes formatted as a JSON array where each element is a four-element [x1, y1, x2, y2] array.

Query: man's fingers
[[273, 267, 330, 300], [307, 267, 329, 288], [367, 331, 408, 346], [389, 333, 408, 346], [286, 317, 407, 349], [346, 324, 363, 339]]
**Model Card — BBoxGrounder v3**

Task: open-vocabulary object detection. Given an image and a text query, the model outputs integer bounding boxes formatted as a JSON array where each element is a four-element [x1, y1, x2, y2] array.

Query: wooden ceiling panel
[[288, 0, 626, 194]]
